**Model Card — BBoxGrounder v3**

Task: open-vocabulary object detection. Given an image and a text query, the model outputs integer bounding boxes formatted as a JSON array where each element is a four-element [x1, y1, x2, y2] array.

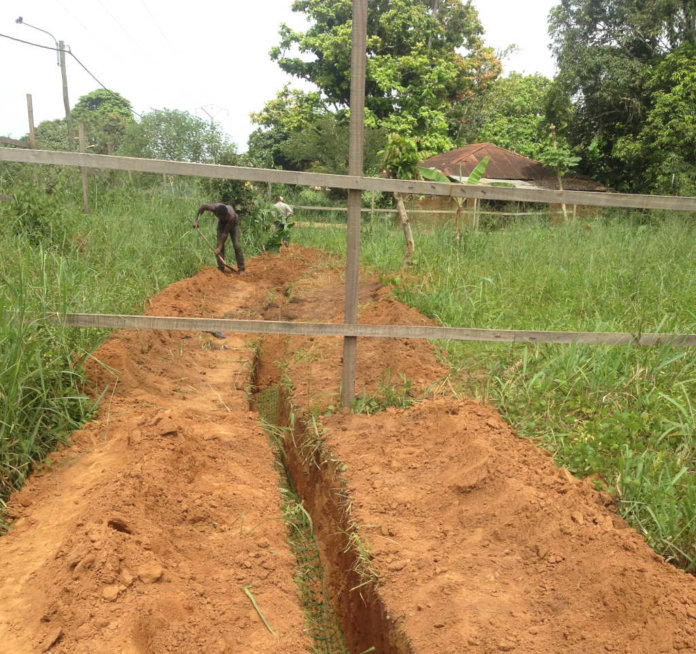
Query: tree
[[248, 86, 326, 168], [614, 44, 696, 194], [71, 89, 135, 154], [34, 119, 69, 151], [419, 156, 489, 237], [269, 0, 500, 155], [379, 133, 420, 267], [468, 73, 554, 160], [121, 109, 230, 163], [279, 114, 387, 175], [549, 0, 696, 190], [539, 124, 581, 220]]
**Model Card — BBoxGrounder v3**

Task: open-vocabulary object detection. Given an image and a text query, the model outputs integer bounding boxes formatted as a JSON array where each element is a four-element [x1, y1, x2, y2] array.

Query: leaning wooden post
[[26, 93, 39, 184], [341, 0, 367, 409], [78, 122, 90, 214], [394, 192, 415, 266], [58, 41, 74, 151]]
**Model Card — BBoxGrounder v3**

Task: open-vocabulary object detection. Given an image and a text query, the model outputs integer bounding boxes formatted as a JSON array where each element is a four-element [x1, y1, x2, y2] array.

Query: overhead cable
[[0, 31, 142, 118]]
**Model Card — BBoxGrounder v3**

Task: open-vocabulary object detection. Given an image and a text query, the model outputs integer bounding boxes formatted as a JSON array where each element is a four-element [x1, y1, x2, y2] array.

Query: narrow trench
[[250, 333, 414, 654]]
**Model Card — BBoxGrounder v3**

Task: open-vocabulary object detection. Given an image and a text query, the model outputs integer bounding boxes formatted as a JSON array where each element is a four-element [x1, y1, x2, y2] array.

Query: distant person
[[272, 195, 294, 247], [194, 203, 245, 273]]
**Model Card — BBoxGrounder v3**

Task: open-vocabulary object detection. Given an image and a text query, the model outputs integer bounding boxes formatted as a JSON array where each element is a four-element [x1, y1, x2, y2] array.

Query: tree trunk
[[394, 192, 415, 267], [557, 173, 568, 222]]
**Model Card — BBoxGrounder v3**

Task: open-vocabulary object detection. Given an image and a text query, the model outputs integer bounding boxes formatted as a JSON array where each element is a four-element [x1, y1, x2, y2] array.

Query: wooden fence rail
[[3, 147, 696, 212], [47, 313, 696, 348], [294, 205, 568, 218], [5, 138, 696, 403], [0, 137, 30, 148]]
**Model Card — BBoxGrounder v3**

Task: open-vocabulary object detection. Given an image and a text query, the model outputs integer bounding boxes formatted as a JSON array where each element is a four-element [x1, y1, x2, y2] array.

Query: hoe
[[192, 219, 238, 273]]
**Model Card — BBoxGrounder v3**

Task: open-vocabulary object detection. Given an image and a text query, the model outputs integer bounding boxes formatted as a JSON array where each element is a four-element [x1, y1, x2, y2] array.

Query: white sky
[[1, 0, 558, 150]]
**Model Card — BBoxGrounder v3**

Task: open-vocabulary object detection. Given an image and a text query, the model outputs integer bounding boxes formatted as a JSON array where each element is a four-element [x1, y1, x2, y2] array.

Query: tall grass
[[295, 211, 696, 571], [0, 172, 269, 512]]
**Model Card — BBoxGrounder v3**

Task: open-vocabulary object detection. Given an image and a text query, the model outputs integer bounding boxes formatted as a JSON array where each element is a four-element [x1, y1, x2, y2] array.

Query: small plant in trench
[[341, 527, 379, 593], [259, 417, 290, 452], [352, 368, 414, 415], [298, 415, 329, 469]]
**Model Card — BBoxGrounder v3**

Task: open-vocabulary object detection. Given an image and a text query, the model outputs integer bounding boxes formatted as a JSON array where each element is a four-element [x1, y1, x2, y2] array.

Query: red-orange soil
[[1, 245, 696, 653]]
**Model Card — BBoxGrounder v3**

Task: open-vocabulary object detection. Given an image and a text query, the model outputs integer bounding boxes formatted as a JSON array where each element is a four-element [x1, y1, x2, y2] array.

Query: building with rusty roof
[[421, 143, 607, 192]]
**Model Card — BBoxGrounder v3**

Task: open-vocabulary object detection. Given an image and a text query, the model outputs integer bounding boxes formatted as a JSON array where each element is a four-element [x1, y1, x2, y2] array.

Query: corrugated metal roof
[[421, 143, 607, 191], [422, 143, 555, 181]]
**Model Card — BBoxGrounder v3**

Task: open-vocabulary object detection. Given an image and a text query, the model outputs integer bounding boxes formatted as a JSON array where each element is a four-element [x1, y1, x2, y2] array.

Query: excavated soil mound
[[1, 245, 696, 654], [0, 257, 314, 654], [319, 402, 696, 653]]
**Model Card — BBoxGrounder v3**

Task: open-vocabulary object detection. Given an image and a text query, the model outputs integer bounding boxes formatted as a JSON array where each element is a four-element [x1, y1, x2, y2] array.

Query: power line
[[67, 50, 142, 118], [0, 32, 142, 119], [94, 0, 142, 50], [52, 0, 91, 35], [0, 31, 56, 52], [136, 0, 177, 51]]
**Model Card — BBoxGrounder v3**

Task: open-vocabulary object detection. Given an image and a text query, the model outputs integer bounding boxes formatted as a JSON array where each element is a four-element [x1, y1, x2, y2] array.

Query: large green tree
[[549, 0, 696, 191], [280, 114, 388, 174], [614, 44, 696, 194], [121, 109, 230, 163], [34, 119, 69, 151], [248, 86, 326, 169], [266, 0, 500, 156], [466, 73, 554, 160], [71, 89, 135, 154]]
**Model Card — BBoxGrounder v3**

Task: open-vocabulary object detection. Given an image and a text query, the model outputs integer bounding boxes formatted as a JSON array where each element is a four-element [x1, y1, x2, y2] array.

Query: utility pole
[[59, 41, 74, 150], [16, 17, 73, 150]]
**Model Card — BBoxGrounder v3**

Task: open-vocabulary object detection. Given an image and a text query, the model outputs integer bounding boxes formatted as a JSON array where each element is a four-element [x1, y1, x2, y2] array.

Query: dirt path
[[1, 245, 696, 653]]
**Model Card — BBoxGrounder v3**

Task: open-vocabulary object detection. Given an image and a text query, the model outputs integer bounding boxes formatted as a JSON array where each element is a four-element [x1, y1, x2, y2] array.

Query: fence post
[[78, 122, 90, 214], [341, 0, 367, 409], [26, 94, 37, 149]]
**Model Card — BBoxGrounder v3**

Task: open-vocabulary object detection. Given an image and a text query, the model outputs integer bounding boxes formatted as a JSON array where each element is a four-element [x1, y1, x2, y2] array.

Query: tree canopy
[[248, 86, 327, 169], [613, 44, 696, 194], [121, 109, 231, 163], [549, 0, 696, 191], [71, 89, 135, 154], [259, 0, 500, 159], [466, 73, 554, 161]]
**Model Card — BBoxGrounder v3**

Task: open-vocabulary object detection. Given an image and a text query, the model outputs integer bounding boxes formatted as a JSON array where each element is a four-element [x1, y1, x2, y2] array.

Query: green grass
[[295, 211, 696, 571], [3, 168, 696, 573], [0, 171, 267, 512]]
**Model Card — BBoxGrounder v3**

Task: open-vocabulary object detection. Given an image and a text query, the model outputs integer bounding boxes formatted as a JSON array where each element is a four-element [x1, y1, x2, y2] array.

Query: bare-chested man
[[194, 203, 245, 273]]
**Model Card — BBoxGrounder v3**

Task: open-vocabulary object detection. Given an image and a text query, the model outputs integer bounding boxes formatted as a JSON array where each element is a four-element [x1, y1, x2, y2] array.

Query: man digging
[[194, 203, 245, 274]]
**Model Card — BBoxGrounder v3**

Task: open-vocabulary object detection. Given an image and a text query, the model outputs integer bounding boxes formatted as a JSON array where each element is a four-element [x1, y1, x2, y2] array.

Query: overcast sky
[[1, 0, 558, 150]]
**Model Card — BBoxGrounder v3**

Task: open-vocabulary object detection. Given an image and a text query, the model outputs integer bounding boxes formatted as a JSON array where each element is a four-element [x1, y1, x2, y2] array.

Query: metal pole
[[16, 18, 73, 150], [341, 0, 367, 408]]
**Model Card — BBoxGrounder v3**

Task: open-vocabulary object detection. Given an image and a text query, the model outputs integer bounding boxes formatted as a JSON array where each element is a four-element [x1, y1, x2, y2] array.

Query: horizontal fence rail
[[0, 137, 30, 148], [295, 206, 564, 218], [46, 313, 696, 347], [4, 147, 696, 212]]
